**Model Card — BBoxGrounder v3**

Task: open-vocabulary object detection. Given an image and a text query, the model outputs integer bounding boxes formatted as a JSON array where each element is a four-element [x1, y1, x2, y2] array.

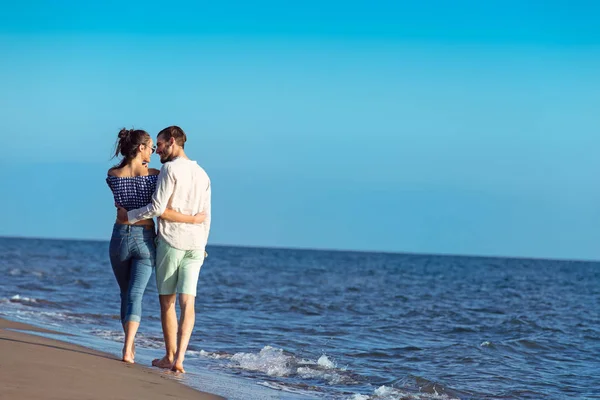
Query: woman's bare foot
[[152, 356, 174, 369], [122, 347, 135, 364], [171, 361, 185, 373]]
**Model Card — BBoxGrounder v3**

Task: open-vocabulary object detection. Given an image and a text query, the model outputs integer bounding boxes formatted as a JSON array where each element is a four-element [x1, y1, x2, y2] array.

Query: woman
[[106, 128, 204, 363]]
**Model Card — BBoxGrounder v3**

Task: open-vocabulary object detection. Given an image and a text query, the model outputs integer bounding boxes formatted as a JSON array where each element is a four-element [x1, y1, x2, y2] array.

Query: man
[[117, 125, 211, 373]]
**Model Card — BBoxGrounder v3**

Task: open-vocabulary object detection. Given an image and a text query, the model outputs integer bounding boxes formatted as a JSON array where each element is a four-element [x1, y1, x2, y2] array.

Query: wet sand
[[0, 317, 224, 400]]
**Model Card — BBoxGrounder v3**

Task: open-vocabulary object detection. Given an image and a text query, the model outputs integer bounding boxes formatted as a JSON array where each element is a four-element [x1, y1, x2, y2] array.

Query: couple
[[106, 125, 211, 373]]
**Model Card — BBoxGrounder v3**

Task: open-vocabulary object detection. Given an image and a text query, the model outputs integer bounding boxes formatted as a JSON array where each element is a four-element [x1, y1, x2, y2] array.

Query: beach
[[0, 317, 224, 400]]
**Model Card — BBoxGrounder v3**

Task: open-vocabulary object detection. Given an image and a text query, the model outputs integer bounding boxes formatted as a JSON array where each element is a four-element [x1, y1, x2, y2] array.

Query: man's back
[[158, 157, 211, 251], [126, 156, 211, 251]]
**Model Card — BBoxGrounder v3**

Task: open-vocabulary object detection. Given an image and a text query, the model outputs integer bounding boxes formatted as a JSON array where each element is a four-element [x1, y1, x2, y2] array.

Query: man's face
[[155, 135, 174, 164]]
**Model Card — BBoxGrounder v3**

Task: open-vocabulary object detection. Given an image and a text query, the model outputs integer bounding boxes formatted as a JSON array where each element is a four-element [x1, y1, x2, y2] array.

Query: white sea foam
[[317, 354, 336, 369], [375, 386, 399, 397], [188, 350, 231, 359], [10, 294, 37, 303], [227, 346, 353, 385], [296, 366, 344, 385], [231, 346, 293, 377], [90, 329, 124, 342], [128, 334, 163, 349], [347, 385, 460, 400]]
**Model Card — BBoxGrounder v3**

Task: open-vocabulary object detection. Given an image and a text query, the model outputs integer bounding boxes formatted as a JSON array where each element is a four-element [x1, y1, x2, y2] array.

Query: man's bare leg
[[152, 294, 178, 368], [122, 321, 139, 363], [171, 293, 196, 373]]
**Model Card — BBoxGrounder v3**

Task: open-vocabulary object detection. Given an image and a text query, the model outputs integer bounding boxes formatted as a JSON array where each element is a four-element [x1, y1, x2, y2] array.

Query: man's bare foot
[[171, 361, 185, 373], [152, 356, 174, 369]]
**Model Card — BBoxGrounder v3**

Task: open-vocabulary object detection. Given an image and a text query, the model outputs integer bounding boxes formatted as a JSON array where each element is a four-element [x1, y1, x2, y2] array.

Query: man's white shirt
[[128, 157, 211, 251]]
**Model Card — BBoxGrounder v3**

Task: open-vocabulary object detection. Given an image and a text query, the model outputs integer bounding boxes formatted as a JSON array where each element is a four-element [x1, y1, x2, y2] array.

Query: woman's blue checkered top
[[106, 175, 159, 211]]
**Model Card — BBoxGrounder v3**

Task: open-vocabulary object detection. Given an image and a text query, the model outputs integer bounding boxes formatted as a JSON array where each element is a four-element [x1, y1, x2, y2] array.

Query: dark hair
[[157, 125, 187, 148], [112, 128, 151, 168]]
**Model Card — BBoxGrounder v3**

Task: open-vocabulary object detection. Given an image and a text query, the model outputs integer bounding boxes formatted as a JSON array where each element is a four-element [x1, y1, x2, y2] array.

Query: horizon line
[[1, 234, 597, 264]]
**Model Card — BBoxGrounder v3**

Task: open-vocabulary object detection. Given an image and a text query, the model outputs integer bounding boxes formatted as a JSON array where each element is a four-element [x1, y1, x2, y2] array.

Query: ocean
[[1, 237, 598, 400]]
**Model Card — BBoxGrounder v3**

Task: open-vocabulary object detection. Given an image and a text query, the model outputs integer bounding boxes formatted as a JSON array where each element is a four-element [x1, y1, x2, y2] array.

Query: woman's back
[[106, 167, 159, 211]]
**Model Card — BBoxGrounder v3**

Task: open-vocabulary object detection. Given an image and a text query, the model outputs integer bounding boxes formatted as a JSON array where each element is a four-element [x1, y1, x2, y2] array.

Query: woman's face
[[140, 138, 155, 164]]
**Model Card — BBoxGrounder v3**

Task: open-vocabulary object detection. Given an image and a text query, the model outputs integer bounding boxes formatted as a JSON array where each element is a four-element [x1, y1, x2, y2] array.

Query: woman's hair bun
[[118, 128, 130, 139]]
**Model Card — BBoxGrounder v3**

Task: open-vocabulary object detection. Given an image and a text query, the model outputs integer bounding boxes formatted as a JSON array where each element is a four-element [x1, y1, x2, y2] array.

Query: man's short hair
[[158, 126, 187, 148]]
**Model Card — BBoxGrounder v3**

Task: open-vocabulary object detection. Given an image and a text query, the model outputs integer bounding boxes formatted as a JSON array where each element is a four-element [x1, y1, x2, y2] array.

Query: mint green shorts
[[155, 237, 205, 296]]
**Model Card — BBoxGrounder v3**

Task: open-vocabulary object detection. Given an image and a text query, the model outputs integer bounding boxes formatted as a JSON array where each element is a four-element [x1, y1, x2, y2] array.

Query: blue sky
[[1, 1, 599, 259]]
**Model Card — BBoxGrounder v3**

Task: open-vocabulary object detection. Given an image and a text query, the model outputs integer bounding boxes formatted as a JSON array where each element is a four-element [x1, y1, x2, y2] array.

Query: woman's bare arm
[[160, 209, 206, 224]]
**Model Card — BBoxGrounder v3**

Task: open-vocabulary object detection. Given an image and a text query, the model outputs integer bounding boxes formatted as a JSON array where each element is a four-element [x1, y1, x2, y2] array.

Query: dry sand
[[0, 317, 225, 400]]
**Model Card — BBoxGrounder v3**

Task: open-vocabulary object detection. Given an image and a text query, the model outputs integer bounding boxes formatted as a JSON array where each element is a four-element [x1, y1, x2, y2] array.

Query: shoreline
[[0, 317, 225, 400]]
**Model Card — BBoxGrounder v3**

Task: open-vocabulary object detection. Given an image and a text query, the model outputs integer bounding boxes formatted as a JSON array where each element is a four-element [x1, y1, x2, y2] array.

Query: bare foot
[[152, 356, 174, 369], [122, 346, 135, 364], [171, 361, 185, 373]]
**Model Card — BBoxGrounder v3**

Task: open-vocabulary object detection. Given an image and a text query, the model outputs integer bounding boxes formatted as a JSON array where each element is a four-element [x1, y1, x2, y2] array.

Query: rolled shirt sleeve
[[127, 165, 175, 223]]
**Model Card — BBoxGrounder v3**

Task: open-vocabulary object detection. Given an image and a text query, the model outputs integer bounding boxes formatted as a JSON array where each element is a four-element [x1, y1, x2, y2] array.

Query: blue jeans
[[109, 224, 155, 323]]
